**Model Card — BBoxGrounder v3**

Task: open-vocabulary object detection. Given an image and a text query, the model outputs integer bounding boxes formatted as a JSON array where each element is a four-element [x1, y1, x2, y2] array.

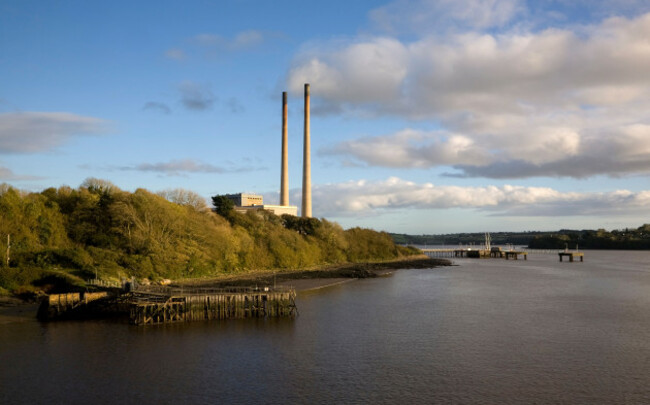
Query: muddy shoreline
[[173, 255, 452, 291]]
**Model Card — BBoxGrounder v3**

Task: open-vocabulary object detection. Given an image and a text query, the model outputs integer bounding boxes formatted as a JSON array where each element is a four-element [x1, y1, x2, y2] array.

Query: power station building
[[224, 193, 263, 207], [226, 193, 298, 216], [225, 83, 312, 218]]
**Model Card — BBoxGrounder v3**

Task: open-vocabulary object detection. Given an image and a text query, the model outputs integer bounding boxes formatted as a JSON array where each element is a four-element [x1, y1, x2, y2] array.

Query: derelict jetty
[[38, 285, 297, 325]]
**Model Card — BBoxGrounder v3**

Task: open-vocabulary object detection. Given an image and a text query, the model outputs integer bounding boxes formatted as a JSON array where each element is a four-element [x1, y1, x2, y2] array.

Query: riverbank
[[0, 255, 451, 323], [173, 255, 452, 292]]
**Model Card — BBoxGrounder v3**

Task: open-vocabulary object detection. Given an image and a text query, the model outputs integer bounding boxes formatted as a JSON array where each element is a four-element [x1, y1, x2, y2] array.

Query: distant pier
[[422, 247, 587, 262], [422, 248, 527, 260], [558, 252, 584, 262]]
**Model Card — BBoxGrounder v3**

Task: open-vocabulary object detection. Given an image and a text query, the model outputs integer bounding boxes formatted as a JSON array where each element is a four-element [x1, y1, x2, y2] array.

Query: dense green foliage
[[211, 195, 234, 217], [527, 226, 650, 249], [0, 181, 410, 295]]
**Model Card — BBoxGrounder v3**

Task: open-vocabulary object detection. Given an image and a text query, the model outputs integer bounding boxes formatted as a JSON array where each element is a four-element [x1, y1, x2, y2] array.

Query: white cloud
[[164, 48, 186, 60], [289, 37, 409, 105], [370, 0, 524, 34], [326, 124, 650, 178], [142, 102, 172, 115], [165, 30, 269, 62], [0, 112, 107, 153], [290, 12, 650, 178], [118, 159, 265, 176], [119, 159, 225, 176], [369, 0, 650, 35], [194, 30, 265, 51], [0, 165, 42, 181], [322, 129, 492, 168], [305, 177, 650, 217], [178, 81, 215, 111]]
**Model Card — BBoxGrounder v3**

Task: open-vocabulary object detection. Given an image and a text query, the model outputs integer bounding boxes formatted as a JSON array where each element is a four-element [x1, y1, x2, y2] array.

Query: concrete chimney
[[280, 91, 289, 206], [301, 83, 312, 218]]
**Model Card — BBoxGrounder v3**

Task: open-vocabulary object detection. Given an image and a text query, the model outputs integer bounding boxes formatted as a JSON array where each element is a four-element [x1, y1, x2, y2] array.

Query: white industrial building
[[226, 193, 298, 216]]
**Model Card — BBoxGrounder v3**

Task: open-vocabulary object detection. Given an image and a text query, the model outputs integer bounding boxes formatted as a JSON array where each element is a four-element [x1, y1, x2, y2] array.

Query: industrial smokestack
[[301, 83, 312, 218], [280, 91, 289, 206]]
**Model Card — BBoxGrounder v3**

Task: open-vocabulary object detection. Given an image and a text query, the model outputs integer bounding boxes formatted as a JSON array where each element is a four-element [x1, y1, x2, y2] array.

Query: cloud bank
[[324, 125, 650, 178], [305, 177, 650, 218], [289, 9, 650, 178], [118, 159, 264, 176], [0, 112, 107, 153]]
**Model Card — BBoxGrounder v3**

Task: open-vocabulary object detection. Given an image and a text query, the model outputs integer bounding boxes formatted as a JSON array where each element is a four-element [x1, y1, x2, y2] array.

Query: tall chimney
[[280, 92, 289, 206], [301, 83, 312, 218]]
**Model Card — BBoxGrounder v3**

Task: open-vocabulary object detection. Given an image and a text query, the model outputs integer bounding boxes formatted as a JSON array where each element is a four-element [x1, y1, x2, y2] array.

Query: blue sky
[[2, 0, 650, 234]]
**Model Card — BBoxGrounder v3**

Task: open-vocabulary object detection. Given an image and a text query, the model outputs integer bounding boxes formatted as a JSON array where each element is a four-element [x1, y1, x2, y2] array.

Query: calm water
[[2, 250, 650, 404]]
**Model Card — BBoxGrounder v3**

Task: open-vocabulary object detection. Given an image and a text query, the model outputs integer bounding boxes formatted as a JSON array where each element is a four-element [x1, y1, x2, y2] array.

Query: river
[[2, 250, 650, 404]]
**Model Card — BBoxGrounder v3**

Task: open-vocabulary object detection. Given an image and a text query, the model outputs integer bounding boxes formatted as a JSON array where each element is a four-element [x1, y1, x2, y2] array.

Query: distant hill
[[392, 225, 650, 250]]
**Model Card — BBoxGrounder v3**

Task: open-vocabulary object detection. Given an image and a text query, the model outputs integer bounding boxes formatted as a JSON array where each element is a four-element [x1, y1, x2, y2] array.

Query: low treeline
[[392, 225, 650, 250], [391, 232, 544, 246], [527, 226, 650, 249], [0, 180, 418, 296]]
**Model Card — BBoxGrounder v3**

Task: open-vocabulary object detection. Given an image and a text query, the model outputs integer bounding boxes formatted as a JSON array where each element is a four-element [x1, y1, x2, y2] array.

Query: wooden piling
[[128, 286, 297, 325]]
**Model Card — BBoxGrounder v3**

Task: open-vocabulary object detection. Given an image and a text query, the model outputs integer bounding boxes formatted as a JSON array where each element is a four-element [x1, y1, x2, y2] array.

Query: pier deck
[[558, 252, 584, 262], [422, 248, 527, 260], [504, 251, 528, 260]]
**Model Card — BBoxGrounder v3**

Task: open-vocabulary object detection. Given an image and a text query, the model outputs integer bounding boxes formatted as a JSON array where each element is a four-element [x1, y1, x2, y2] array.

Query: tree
[[211, 195, 235, 217], [157, 188, 207, 211], [81, 178, 120, 195], [281, 215, 321, 236]]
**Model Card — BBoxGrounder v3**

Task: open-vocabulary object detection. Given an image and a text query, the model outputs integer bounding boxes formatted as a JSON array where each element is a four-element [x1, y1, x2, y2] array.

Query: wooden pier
[[422, 248, 527, 260], [37, 291, 110, 320], [558, 252, 584, 262], [129, 286, 297, 325], [38, 286, 297, 325], [503, 251, 527, 260]]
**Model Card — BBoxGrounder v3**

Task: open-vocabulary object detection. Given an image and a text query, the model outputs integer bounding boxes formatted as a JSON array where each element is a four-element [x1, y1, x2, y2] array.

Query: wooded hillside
[[0, 180, 414, 296]]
